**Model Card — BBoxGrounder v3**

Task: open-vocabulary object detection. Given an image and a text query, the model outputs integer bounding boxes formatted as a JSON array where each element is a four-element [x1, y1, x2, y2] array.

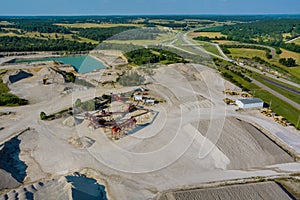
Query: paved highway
[[171, 31, 300, 109], [179, 31, 300, 89], [251, 79, 300, 109]]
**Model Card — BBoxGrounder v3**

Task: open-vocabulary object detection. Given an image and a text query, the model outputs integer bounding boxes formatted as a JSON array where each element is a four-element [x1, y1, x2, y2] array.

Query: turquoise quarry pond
[[15, 56, 106, 73]]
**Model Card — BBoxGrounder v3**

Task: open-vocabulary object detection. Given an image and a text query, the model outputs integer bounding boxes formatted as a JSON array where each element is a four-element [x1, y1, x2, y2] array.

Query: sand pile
[[194, 117, 293, 169], [159, 182, 293, 200]]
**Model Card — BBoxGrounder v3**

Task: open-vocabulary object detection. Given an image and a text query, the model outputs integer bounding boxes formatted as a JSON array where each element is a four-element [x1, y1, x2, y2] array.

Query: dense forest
[[220, 19, 300, 39], [75, 26, 137, 42], [125, 48, 187, 65], [2, 20, 71, 33], [214, 19, 300, 53]]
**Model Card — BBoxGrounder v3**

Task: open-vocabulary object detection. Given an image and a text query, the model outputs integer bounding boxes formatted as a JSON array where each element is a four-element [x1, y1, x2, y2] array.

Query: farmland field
[[292, 37, 300, 45], [212, 40, 239, 45], [227, 48, 266, 59], [189, 31, 226, 39], [202, 44, 221, 56], [279, 48, 300, 64], [55, 23, 143, 28]]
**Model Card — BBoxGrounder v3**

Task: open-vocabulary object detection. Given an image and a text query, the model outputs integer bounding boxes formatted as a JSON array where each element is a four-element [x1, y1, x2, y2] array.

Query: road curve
[[180, 30, 300, 109]]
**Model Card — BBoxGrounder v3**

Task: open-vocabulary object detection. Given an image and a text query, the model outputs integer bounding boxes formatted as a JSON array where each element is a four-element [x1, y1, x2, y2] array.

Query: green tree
[[74, 99, 82, 108], [40, 112, 47, 120], [279, 57, 297, 67]]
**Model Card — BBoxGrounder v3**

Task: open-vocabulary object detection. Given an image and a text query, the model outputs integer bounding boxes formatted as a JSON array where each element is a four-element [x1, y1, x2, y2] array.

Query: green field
[[202, 44, 221, 56], [192, 40, 222, 56], [255, 89, 300, 129], [287, 67, 300, 79], [292, 37, 300, 45], [189, 31, 226, 39], [228, 48, 267, 59], [212, 40, 240, 45], [280, 48, 300, 64]]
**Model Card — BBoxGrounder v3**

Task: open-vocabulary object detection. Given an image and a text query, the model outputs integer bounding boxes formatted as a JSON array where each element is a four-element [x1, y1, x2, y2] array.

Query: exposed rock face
[[2, 70, 33, 84], [0, 136, 27, 190], [0, 173, 107, 200], [37, 67, 65, 84]]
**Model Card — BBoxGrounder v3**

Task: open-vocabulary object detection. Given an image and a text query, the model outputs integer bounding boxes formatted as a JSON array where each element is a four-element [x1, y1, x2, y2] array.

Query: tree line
[[0, 36, 95, 52], [1, 20, 71, 34], [74, 26, 137, 42]]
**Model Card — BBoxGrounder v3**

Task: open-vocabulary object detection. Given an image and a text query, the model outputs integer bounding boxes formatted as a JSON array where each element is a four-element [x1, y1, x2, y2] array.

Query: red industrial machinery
[[111, 118, 137, 139], [85, 103, 149, 139]]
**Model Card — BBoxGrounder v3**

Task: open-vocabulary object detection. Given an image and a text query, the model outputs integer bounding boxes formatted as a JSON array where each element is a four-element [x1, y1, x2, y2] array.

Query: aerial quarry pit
[[0, 53, 300, 200]]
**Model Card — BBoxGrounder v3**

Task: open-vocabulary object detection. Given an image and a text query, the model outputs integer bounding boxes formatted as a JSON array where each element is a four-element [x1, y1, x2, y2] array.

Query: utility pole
[[269, 100, 272, 109], [297, 115, 300, 129]]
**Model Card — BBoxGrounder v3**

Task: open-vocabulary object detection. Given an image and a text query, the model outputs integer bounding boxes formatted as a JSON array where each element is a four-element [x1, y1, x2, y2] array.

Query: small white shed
[[236, 98, 264, 109], [134, 94, 143, 101]]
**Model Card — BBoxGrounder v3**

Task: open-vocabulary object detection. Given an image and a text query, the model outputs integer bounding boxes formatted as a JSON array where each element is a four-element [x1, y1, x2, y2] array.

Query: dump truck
[[42, 77, 48, 85]]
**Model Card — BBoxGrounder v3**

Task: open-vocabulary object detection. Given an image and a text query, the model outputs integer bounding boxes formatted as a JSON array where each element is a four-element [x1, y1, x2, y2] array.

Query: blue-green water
[[16, 56, 106, 73]]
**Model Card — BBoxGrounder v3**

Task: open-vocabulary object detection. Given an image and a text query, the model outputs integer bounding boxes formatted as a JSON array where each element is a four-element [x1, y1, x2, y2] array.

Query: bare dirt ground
[[0, 61, 300, 199], [158, 182, 293, 200]]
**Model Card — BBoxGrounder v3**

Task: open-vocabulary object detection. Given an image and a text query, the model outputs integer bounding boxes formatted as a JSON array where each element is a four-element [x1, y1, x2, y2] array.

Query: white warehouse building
[[236, 98, 264, 109]]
